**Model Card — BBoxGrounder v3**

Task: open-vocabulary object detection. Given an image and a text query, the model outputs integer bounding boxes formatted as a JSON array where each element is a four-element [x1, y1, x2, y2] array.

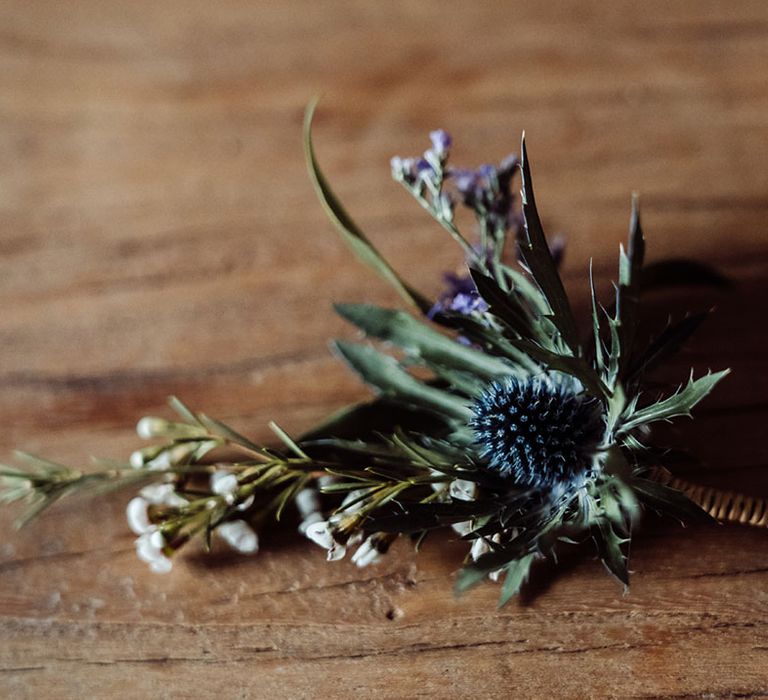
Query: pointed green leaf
[[589, 261, 605, 373], [332, 340, 473, 422], [304, 101, 431, 313], [630, 477, 716, 524], [592, 519, 629, 587], [468, 268, 537, 341], [334, 303, 517, 380], [498, 553, 536, 607], [519, 135, 580, 353], [617, 195, 645, 376], [619, 369, 730, 433], [503, 336, 609, 399]]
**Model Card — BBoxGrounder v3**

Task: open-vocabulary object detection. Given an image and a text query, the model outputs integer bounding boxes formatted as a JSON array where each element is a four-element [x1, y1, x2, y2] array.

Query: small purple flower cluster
[[392, 129, 533, 322], [451, 154, 523, 235], [427, 271, 488, 319], [390, 129, 523, 237]]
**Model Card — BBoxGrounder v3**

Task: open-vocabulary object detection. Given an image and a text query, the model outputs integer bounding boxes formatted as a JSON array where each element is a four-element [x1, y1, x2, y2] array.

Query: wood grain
[[1, 1, 768, 697]]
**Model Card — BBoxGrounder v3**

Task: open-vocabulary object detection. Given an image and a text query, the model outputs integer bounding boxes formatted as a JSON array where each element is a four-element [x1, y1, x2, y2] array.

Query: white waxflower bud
[[217, 520, 259, 554], [210, 471, 238, 496], [451, 520, 473, 537], [236, 494, 255, 512], [305, 520, 346, 561], [139, 483, 187, 507], [340, 489, 367, 513], [449, 479, 477, 502], [130, 451, 146, 469], [135, 531, 172, 574], [298, 511, 323, 535], [136, 417, 170, 440], [126, 497, 152, 535], [470, 537, 490, 561], [351, 537, 382, 568], [295, 488, 320, 520]]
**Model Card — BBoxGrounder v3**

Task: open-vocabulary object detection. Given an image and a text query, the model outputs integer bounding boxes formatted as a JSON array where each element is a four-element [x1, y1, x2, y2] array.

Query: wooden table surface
[[1, 2, 768, 697]]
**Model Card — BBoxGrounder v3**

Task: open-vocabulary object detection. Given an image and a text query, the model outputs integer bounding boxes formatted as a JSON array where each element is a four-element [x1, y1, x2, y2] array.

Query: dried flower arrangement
[[2, 102, 753, 605]]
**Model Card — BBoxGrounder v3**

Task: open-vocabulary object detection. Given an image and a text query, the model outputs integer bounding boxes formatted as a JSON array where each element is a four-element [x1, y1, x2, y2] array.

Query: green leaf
[[468, 268, 537, 341], [332, 340, 474, 422], [589, 261, 605, 373], [617, 194, 645, 377], [268, 422, 309, 459], [199, 414, 264, 454], [592, 518, 629, 587], [498, 553, 536, 607], [619, 369, 730, 433], [334, 303, 517, 381], [519, 135, 580, 353], [303, 100, 432, 314], [503, 336, 609, 399], [605, 312, 621, 389], [430, 310, 542, 372], [629, 477, 716, 524], [168, 396, 205, 427], [499, 263, 551, 315], [455, 534, 537, 595]]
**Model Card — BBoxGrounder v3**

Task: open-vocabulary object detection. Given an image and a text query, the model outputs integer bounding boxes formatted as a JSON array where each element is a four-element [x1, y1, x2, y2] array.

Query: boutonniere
[[2, 102, 752, 605]]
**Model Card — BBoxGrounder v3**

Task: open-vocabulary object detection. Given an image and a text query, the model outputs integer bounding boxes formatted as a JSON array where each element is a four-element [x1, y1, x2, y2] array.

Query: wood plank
[[1, 1, 767, 697]]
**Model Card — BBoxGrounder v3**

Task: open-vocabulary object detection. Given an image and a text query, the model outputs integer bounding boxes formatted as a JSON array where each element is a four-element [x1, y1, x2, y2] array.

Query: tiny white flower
[[217, 520, 259, 554], [210, 471, 238, 496], [470, 537, 490, 561], [135, 531, 172, 574], [351, 537, 382, 568], [295, 487, 320, 520], [126, 497, 152, 535], [129, 450, 146, 469], [139, 483, 187, 507], [449, 479, 477, 502], [146, 450, 173, 471], [451, 520, 473, 537], [136, 417, 170, 440], [236, 494, 255, 512], [340, 489, 366, 513], [305, 520, 346, 561], [469, 533, 503, 582], [298, 511, 323, 535]]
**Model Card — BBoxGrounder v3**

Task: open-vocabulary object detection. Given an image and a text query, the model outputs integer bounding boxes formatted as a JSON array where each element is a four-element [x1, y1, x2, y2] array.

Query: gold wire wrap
[[651, 467, 768, 528]]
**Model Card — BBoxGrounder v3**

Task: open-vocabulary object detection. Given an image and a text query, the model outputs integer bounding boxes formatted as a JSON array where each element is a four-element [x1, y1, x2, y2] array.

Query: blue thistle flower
[[471, 374, 605, 488]]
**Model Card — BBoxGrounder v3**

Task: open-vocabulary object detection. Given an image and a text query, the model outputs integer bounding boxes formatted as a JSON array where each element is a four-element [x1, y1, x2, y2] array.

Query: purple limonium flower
[[428, 129, 452, 161], [450, 154, 522, 234], [390, 156, 434, 189], [428, 271, 489, 320]]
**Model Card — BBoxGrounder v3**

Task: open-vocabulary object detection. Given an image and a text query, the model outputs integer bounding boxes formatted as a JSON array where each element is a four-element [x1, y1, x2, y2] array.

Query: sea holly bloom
[[470, 373, 605, 488]]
